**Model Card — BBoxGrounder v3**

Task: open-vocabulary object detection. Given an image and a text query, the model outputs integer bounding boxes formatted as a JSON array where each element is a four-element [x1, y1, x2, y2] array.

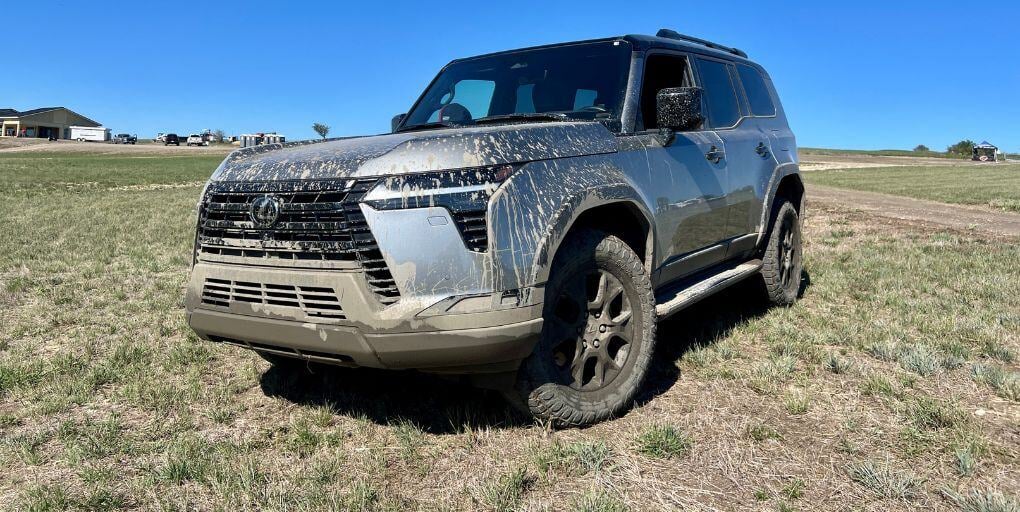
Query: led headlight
[[362, 164, 517, 211]]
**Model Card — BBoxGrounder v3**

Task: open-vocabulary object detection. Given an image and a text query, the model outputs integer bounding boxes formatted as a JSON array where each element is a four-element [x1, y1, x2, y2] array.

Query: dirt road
[[0, 138, 234, 155], [808, 183, 1020, 237]]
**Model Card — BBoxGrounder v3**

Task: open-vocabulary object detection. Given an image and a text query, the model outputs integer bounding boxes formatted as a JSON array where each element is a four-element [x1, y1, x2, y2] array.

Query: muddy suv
[[186, 30, 803, 427]]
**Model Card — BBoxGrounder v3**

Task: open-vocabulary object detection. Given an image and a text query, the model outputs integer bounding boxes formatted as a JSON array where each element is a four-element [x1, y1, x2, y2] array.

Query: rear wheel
[[760, 200, 803, 305], [510, 230, 656, 428]]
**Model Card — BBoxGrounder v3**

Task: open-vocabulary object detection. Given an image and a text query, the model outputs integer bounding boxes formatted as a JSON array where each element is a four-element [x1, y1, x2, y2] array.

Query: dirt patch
[[808, 184, 1020, 237], [0, 138, 234, 155]]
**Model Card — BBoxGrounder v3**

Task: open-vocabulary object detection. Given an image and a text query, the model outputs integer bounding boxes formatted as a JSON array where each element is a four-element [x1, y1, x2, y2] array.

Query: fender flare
[[755, 162, 803, 247], [528, 183, 656, 285]]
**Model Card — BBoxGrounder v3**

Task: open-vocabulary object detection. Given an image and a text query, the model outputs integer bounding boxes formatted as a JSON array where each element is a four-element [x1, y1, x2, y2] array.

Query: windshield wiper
[[473, 112, 570, 125], [396, 121, 460, 133]]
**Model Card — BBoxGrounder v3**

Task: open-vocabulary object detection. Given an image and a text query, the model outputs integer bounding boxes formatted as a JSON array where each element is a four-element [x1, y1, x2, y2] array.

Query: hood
[[212, 122, 618, 182]]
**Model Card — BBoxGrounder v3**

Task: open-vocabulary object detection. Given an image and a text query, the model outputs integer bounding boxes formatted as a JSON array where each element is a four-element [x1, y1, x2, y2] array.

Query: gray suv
[[185, 30, 804, 427]]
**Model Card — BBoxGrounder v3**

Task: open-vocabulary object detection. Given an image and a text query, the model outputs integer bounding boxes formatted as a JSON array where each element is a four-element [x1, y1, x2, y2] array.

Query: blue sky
[[5, 1, 1019, 151]]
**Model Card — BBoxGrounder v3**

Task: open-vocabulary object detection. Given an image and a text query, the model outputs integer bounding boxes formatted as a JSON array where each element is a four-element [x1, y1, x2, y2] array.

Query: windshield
[[402, 41, 632, 131]]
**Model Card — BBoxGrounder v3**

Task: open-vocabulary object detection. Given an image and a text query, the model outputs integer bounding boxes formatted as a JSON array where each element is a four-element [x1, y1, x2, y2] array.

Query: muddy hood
[[212, 122, 618, 182]]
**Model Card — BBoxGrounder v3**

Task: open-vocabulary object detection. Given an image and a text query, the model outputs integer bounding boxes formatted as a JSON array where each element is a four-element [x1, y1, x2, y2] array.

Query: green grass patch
[[803, 163, 1020, 212]]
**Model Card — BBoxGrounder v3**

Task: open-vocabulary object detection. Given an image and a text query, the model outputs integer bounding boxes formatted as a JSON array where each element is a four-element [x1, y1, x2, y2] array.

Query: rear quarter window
[[736, 64, 776, 117]]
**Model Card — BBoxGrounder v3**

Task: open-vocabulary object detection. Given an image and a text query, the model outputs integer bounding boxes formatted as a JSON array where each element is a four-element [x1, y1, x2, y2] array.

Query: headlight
[[362, 164, 517, 211]]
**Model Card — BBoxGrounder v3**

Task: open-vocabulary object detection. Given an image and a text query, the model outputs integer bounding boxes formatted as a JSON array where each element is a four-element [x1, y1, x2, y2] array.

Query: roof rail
[[655, 29, 748, 59]]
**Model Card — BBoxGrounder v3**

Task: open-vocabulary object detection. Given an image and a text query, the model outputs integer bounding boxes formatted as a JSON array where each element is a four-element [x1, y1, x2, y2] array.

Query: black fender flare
[[755, 162, 803, 247], [528, 183, 656, 285]]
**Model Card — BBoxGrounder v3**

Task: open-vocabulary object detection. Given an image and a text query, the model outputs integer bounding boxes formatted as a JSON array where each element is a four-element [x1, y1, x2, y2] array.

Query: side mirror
[[656, 87, 704, 132], [391, 113, 407, 133]]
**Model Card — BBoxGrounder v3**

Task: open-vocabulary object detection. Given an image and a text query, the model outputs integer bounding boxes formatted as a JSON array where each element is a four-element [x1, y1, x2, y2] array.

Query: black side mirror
[[391, 113, 407, 133], [656, 87, 704, 132]]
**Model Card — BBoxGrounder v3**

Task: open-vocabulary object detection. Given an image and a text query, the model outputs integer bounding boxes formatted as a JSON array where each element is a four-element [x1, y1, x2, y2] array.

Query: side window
[[638, 54, 691, 130], [427, 79, 496, 121], [736, 64, 776, 117], [695, 58, 741, 128]]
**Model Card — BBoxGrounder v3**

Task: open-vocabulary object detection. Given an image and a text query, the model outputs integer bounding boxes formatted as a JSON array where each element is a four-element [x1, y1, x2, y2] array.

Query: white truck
[[70, 126, 111, 142]]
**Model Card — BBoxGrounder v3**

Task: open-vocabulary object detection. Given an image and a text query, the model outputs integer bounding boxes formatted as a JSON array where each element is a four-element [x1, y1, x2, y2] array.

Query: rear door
[[693, 56, 771, 247]]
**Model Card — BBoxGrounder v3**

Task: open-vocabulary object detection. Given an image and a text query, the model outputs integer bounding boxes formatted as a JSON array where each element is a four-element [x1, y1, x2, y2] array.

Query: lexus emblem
[[250, 195, 283, 228]]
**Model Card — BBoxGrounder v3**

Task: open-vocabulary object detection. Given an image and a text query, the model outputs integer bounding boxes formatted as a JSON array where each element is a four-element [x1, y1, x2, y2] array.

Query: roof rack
[[655, 29, 748, 59]]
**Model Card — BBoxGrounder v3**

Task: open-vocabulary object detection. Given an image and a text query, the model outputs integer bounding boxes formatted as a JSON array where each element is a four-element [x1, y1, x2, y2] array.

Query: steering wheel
[[437, 102, 472, 124]]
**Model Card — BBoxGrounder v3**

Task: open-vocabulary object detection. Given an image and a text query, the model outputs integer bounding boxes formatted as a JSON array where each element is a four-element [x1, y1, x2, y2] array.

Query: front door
[[633, 53, 730, 285]]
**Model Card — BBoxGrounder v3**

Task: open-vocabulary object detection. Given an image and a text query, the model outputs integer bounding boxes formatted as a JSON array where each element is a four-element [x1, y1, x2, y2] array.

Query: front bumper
[[185, 262, 544, 373]]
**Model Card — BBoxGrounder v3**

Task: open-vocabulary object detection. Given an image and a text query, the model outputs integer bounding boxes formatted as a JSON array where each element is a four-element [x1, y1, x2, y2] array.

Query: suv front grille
[[198, 179, 400, 305], [201, 278, 345, 320]]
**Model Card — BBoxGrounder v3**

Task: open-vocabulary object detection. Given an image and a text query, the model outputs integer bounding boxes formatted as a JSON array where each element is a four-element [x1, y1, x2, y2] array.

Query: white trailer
[[70, 126, 111, 142]]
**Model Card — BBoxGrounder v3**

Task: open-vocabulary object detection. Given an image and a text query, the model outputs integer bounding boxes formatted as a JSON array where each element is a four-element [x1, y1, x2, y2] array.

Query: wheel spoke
[[602, 276, 624, 318], [587, 272, 608, 311], [591, 359, 606, 388], [570, 351, 588, 385]]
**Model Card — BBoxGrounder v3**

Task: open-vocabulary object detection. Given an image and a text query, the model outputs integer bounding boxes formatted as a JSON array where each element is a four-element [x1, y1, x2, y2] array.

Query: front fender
[[488, 158, 654, 291]]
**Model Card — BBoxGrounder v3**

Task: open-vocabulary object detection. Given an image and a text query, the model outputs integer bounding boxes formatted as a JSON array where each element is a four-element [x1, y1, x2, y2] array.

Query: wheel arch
[[530, 187, 655, 285], [756, 163, 804, 247]]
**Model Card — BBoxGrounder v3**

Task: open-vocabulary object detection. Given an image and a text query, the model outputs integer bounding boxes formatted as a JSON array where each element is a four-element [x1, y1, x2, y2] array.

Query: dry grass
[[2, 153, 1019, 510]]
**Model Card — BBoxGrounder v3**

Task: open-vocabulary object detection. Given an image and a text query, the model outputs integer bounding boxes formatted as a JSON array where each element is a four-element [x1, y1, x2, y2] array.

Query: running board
[[655, 259, 763, 319]]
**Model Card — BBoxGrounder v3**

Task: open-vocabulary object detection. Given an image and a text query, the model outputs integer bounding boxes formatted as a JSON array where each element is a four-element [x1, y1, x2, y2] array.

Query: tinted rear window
[[736, 64, 776, 117], [695, 58, 741, 128]]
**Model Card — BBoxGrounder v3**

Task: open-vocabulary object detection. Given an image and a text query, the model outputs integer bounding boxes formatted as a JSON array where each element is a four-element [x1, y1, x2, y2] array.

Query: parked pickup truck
[[113, 133, 137, 144], [186, 30, 803, 427], [186, 134, 208, 147]]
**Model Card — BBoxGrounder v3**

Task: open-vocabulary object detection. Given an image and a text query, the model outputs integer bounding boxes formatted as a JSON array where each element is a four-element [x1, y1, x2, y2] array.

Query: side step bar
[[655, 259, 763, 319]]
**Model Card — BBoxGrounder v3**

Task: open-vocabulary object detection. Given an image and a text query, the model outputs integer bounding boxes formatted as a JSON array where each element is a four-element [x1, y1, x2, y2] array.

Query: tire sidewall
[[517, 230, 656, 426], [763, 201, 803, 305]]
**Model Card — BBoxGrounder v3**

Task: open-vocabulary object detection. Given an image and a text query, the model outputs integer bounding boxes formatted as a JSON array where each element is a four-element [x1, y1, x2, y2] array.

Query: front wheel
[[510, 230, 656, 428], [760, 200, 803, 305]]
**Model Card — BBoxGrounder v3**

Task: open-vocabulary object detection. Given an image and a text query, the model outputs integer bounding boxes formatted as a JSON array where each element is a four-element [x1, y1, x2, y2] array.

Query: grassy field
[[799, 147, 968, 160], [803, 163, 1020, 213], [1, 153, 1018, 511]]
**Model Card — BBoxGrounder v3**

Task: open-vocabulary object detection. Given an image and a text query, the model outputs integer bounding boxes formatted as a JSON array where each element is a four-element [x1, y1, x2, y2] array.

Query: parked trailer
[[70, 126, 111, 142]]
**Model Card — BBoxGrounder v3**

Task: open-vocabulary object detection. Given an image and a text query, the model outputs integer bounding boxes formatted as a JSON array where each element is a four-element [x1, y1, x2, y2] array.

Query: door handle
[[705, 146, 724, 164], [755, 142, 769, 157]]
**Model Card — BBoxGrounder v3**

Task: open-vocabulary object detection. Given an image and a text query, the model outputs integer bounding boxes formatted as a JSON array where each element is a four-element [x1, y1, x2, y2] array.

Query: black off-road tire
[[510, 230, 656, 428], [760, 200, 803, 306]]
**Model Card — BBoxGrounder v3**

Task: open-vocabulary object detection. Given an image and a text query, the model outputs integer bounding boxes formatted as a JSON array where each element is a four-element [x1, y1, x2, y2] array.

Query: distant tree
[[913, 144, 930, 152], [947, 139, 976, 157], [213, 129, 225, 143], [313, 123, 330, 139]]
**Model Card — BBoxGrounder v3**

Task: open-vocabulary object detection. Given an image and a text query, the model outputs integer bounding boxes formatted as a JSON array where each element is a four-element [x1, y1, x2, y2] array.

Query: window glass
[[695, 58, 741, 128], [573, 89, 598, 110], [638, 54, 690, 130], [736, 64, 776, 117], [515, 83, 536, 113], [404, 41, 632, 128], [427, 79, 495, 122]]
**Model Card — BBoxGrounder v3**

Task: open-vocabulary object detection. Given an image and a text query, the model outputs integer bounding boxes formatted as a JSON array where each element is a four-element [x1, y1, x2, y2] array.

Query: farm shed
[[972, 141, 999, 162], [0, 107, 101, 139]]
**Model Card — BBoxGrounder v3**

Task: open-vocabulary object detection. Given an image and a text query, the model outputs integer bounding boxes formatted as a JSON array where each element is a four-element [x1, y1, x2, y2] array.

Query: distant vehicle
[[186, 134, 208, 147], [70, 126, 111, 142], [155, 133, 166, 143], [113, 133, 137, 145], [164, 133, 181, 146]]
